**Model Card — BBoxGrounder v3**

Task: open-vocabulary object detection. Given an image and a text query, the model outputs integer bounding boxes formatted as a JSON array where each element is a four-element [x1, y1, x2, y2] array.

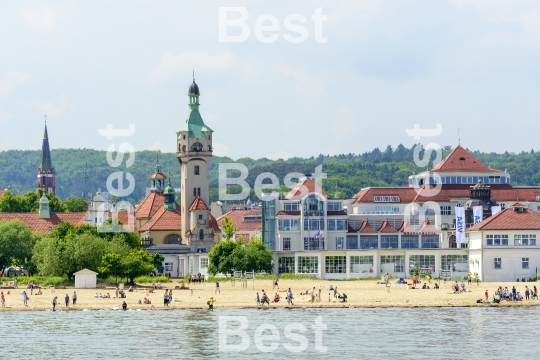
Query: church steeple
[[37, 120, 56, 194], [150, 154, 166, 193]]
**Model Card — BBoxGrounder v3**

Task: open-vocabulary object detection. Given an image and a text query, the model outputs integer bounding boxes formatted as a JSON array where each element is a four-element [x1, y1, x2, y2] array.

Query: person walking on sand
[[467, 274, 472, 286], [115, 286, 119, 299], [208, 297, 215, 311], [1, 291, 5, 307], [310, 287, 316, 303], [52, 296, 57, 311], [475, 273, 479, 286], [256, 292, 260, 306], [65, 294, 70, 307], [287, 288, 294, 305], [485, 290, 488, 301], [215, 282, 220, 295], [525, 286, 530, 301], [72, 292, 77, 305], [273, 277, 279, 289]]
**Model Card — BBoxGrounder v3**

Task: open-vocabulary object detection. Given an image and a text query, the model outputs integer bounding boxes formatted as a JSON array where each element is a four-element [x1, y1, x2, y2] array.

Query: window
[[278, 219, 300, 231], [514, 234, 537, 246], [278, 257, 295, 273], [381, 236, 398, 249], [537, 195, 540, 201], [441, 255, 468, 272], [401, 236, 419, 249], [164, 262, 173, 271], [421, 236, 439, 249], [375, 206, 399, 213], [194, 166, 200, 175], [327, 202, 342, 211], [336, 219, 347, 231], [305, 219, 323, 230], [282, 238, 291, 251], [360, 236, 378, 249], [374, 196, 400, 202], [494, 258, 502, 269], [193, 188, 196, 196], [298, 256, 318, 273], [350, 256, 373, 273], [522, 257, 530, 269], [197, 188, 201, 197], [283, 202, 299, 211], [409, 255, 435, 274], [486, 234, 508, 246], [164, 234, 182, 244], [304, 237, 325, 250], [200, 258, 208, 270], [347, 236, 358, 249], [191, 142, 203, 151], [380, 255, 405, 273], [335, 237, 344, 250], [325, 256, 346, 273], [199, 229, 204, 240], [198, 214, 203, 220], [327, 219, 335, 230], [441, 206, 451, 215]]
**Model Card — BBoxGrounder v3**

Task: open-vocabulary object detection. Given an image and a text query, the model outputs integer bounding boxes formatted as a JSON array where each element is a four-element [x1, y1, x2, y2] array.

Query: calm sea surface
[[1, 307, 538, 359]]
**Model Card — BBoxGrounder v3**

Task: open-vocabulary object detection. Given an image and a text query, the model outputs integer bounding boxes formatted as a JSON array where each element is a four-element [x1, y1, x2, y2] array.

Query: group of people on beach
[[490, 285, 538, 303]]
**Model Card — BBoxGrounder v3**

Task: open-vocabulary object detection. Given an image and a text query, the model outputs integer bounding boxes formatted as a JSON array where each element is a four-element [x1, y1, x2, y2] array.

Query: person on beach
[[443, 273, 447, 283], [525, 286, 530, 301], [122, 301, 127, 310], [72, 292, 77, 305], [215, 282, 220, 294], [256, 292, 260, 306], [65, 294, 69, 307], [467, 274, 472, 286], [533, 286, 538, 300], [512, 286, 517, 301], [475, 273, 479, 286], [310, 287, 316, 303], [484, 290, 488, 301], [52, 296, 57, 311], [163, 290, 170, 306], [22, 291, 28, 306], [412, 275, 417, 288], [208, 297, 215, 311], [287, 288, 294, 305], [1, 291, 5, 307], [115, 286, 119, 298], [273, 277, 279, 289]]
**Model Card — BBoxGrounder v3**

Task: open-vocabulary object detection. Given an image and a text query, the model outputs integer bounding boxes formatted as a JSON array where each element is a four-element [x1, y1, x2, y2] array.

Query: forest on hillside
[[1, 145, 539, 205]]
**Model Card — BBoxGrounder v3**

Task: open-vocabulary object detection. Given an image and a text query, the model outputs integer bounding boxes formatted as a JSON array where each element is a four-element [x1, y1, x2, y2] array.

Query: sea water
[[1, 307, 538, 359]]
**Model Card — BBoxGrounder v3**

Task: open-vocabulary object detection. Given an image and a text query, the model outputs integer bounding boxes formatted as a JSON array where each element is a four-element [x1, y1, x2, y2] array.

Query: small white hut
[[74, 269, 98, 288]]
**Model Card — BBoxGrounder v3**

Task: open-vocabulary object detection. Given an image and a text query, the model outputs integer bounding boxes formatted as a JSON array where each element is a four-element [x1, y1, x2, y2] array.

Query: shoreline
[[1, 279, 538, 312]]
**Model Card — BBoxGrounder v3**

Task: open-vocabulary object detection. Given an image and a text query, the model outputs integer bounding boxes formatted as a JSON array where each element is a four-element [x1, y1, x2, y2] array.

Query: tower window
[[182, 145, 186, 152], [194, 166, 199, 175], [193, 188, 196, 196], [198, 214, 203, 220], [183, 135, 186, 140], [208, 135, 211, 140], [197, 188, 201, 197]]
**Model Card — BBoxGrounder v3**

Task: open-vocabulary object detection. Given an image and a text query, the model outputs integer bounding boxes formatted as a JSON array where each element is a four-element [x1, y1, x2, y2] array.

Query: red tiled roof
[[431, 145, 499, 173], [277, 210, 301, 216], [139, 207, 182, 231], [378, 221, 397, 233], [208, 214, 221, 232], [398, 221, 419, 234], [0, 212, 86, 233], [353, 187, 417, 204], [411, 184, 537, 203], [150, 172, 166, 179], [216, 209, 262, 232], [468, 207, 540, 230], [135, 192, 165, 219], [285, 177, 328, 200], [359, 221, 377, 233], [189, 196, 210, 211], [419, 220, 439, 234]]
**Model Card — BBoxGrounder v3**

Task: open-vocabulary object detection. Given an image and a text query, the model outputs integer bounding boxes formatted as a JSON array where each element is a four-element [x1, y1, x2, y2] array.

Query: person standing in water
[[52, 296, 58, 311]]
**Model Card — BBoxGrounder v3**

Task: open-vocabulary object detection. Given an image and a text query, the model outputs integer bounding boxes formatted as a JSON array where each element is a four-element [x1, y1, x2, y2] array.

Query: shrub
[[134, 276, 172, 284], [0, 276, 71, 287]]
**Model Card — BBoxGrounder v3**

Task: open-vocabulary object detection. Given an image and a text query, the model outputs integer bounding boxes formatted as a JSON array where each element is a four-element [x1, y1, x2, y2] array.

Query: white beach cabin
[[74, 269, 98, 288]]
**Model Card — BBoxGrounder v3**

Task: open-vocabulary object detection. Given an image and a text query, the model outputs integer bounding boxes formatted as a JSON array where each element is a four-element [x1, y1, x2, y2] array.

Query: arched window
[[182, 145, 186, 152], [164, 234, 182, 244], [191, 142, 203, 151]]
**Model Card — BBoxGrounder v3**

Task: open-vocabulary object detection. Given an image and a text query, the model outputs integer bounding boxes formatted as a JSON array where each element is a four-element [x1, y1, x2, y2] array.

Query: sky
[[1, 0, 540, 160]]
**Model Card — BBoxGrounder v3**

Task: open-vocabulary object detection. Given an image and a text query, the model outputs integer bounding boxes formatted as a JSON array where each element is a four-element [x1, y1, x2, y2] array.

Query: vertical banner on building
[[473, 206, 483, 224], [455, 206, 465, 244], [491, 206, 502, 216]]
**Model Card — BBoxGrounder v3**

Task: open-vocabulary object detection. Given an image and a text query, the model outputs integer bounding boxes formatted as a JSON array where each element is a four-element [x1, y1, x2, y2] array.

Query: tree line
[[2, 145, 539, 204]]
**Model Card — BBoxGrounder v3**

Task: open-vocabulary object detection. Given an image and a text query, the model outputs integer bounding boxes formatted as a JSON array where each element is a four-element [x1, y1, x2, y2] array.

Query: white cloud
[[0, 71, 29, 96], [212, 142, 230, 157], [267, 151, 292, 160], [149, 51, 257, 86], [22, 4, 59, 31], [0, 110, 11, 122], [31, 94, 75, 117]]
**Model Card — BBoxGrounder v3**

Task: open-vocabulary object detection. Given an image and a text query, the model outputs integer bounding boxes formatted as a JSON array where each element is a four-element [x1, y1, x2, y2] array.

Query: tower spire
[[37, 119, 55, 194]]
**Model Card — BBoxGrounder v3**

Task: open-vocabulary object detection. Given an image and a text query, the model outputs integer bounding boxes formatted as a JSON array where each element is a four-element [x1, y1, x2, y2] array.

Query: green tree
[[99, 253, 124, 284], [0, 220, 36, 272], [208, 239, 239, 276], [63, 198, 88, 212], [221, 216, 236, 241], [122, 249, 155, 284], [151, 253, 165, 270]]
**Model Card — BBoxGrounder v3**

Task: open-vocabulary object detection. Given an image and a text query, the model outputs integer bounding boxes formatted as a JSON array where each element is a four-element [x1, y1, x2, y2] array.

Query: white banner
[[455, 206, 465, 244], [473, 206, 483, 224], [491, 206, 502, 216]]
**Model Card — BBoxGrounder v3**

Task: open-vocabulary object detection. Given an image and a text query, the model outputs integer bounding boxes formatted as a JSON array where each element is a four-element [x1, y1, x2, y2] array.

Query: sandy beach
[[0, 279, 539, 311]]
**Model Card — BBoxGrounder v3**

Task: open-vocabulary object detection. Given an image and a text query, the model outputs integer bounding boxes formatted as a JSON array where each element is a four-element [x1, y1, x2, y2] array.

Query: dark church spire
[[37, 118, 56, 194]]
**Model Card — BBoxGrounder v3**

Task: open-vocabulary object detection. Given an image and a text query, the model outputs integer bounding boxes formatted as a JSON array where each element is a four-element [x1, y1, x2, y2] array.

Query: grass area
[[0, 276, 72, 287], [134, 276, 172, 284]]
